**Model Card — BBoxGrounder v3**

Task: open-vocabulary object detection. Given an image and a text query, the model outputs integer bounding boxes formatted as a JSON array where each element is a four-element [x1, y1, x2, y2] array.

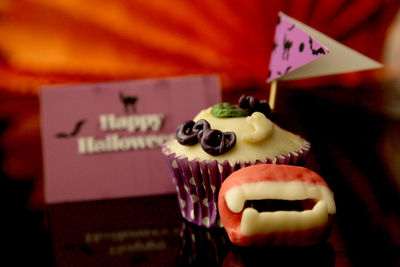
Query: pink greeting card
[[41, 75, 221, 204]]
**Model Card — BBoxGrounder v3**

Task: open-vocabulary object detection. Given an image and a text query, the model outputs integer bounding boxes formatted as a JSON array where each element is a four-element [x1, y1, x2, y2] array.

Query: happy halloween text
[[77, 113, 173, 154]]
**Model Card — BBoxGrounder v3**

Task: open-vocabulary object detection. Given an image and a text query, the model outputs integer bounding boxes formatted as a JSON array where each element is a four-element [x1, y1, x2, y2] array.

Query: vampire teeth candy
[[218, 164, 336, 246]]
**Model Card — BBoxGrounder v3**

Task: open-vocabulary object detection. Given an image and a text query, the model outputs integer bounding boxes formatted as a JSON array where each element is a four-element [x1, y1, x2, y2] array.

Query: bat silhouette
[[276, 66, 292, 76], [287, 24, 295, 31], [55, 119, 86, 138], [119, 92, 138, 113], [308, 37, 326, 56]]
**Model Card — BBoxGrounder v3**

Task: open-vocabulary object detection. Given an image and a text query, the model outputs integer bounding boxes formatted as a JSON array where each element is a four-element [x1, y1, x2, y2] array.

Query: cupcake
[[162, 95, 310, 228]]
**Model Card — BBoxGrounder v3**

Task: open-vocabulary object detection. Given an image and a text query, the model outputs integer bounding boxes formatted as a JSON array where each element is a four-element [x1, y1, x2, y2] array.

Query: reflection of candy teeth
[[224, 181, 336, 236]]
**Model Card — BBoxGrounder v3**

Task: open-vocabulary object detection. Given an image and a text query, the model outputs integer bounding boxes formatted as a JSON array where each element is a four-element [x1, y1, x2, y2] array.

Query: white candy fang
[[224, 181, 336, 236]]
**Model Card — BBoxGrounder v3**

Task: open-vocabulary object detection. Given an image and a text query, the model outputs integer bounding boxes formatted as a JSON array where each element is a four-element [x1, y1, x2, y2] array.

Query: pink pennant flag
[[267, 12, 382, 83], [268, 12, 329, 82]]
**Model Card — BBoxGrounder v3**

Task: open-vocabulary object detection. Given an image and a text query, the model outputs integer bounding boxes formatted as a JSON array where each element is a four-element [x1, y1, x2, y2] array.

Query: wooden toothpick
[[268, 79, 278, 110]]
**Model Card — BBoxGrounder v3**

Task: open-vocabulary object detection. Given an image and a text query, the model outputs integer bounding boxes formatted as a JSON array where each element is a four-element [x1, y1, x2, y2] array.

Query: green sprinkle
[[211, 103, 249, 118]]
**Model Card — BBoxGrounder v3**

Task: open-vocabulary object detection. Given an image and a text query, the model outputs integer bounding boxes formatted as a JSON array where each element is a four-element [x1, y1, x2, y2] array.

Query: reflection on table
[[47, 194, 343, 267]]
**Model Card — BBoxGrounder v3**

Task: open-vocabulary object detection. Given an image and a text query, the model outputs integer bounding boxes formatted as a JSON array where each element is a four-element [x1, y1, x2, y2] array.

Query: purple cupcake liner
[[162, 141, 311, 228]]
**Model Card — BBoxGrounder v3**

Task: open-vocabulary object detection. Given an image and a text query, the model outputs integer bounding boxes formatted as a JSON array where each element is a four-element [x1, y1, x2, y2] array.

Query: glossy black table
[[46, 194, 341, 267]]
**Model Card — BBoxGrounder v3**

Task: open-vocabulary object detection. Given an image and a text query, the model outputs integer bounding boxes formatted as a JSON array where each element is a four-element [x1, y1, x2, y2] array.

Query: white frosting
[[165, 108, 306, 163], [224, 181, 336, 236]]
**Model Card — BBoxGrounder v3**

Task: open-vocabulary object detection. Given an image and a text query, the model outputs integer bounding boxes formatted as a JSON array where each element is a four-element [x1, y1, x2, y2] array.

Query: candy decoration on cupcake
[[176, 119, 236, 156], [175, 94, 278, 156], [211, 94, 273, 119], [200, 129, 236, 156], [238, 95, 272, 118], [211, 102, 249, 118], [176, 119, 211, 145]]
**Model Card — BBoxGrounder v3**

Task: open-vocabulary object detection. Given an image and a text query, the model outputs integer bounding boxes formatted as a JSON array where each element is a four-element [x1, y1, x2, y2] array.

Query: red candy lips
[[218, 164, 336, 246]]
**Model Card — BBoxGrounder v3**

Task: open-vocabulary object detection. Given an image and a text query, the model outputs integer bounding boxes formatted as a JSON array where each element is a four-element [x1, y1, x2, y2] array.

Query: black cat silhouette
[[282, 34, 293, 60], [119, 92, 138, 113]]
